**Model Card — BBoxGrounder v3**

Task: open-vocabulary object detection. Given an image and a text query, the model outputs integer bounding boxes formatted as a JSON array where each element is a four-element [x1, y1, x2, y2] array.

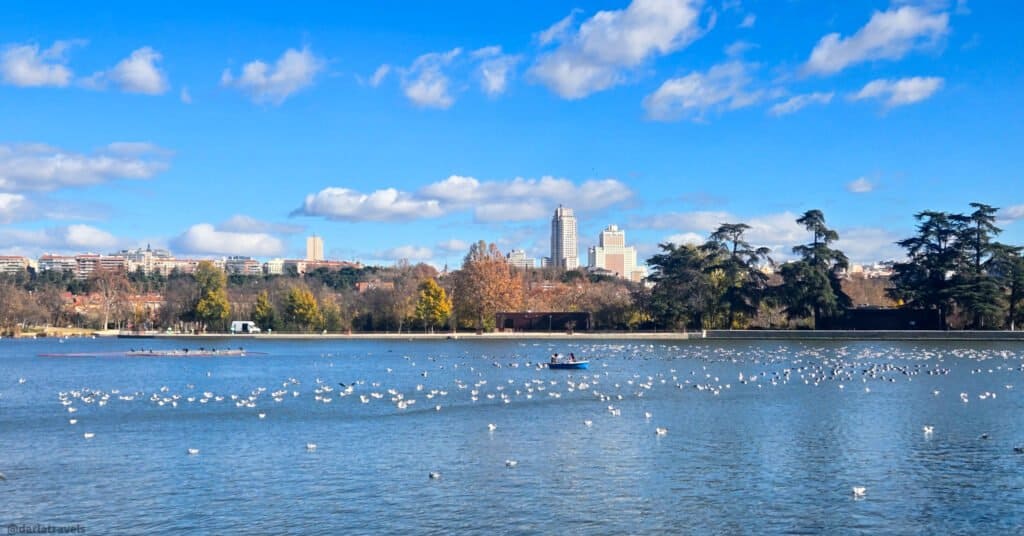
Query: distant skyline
[[1, 0, 1022, 266]]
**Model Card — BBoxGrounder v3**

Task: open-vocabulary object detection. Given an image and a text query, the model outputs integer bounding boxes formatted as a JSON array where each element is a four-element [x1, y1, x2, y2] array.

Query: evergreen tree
[[779, 210, 851, 328], [703, 223, 772, 328]]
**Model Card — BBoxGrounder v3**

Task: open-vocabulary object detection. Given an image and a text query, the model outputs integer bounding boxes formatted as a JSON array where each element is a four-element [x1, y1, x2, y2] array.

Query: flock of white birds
[[8, 341, 1024, 493]]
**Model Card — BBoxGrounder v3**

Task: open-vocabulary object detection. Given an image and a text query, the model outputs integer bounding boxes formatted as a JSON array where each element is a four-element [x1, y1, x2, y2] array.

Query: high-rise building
[[550, 206, 579, 270], [506, 249, 536, 270], [588, 224, 645, 282], [306, 235, 324, 261]]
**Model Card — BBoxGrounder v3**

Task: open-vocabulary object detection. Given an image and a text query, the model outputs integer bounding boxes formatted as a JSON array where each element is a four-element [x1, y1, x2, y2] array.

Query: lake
[[2, 337, 1023, 534]]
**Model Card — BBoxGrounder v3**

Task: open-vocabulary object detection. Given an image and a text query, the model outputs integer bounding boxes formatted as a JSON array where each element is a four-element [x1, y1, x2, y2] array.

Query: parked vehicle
[[230, 321, 261, 334]]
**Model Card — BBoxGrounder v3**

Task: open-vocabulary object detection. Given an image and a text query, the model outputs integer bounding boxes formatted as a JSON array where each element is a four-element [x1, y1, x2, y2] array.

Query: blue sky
[[1, 0, 1021, 266]]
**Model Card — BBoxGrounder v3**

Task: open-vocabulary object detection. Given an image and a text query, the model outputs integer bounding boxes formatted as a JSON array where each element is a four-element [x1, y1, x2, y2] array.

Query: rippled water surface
[[3, 337, 1024, 534]]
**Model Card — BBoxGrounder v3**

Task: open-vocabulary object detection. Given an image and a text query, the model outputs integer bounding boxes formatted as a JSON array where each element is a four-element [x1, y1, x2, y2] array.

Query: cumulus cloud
[[378, 245, 434, 261], [0, 224, 120, 253], [851, 76, 943, 108], [295, 175, 633, 224], [636, 210, 806, 258], [107, 47, 169, 94], [171, 223, 285, 257], [643, 61, 764, 122], [472, 46, 521, 96], [530, 0, 707, 99], [847, 177, 874, 193], [803, 6, 948, 76], [0, 40, 80, 87], [768, 92, 834, 116], [222, 46, 324, 104], [293, 187, 444, 222], [400, 48, 461, 108], [420, 175, 633, 222], [0, 142, 171, 192]]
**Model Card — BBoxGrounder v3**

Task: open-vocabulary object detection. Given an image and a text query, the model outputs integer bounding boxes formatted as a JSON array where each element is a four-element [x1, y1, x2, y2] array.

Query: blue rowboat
[[548, 361, 589, 370]]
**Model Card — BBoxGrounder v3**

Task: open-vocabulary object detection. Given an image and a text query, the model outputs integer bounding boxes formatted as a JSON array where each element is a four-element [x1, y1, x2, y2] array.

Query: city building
[[263, 258, 285, 275], [506, 249, 536, 270], [0, 256, 30, 274], [550, 205, 579, 270], [119, 245, 173, 274], [587, 224, 645, 282], [225, 256, 262, 276], [306, 235, 324, 261]]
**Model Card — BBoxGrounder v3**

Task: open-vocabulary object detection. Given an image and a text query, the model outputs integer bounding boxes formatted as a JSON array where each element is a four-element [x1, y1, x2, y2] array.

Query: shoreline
[[110, 329, 1024, 342], [9, 330, 1024, 342]]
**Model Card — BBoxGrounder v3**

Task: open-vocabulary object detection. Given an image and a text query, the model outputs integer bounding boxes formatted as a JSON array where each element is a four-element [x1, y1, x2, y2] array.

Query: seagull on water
[[487, 423, 497, 432], [852, 487, 866, 498], [655, 427, 668, 436], [505, 459, 518, 468], [83, 432, 95, 439], [429, 471, 441, 480], [187, 448, 200, 455]]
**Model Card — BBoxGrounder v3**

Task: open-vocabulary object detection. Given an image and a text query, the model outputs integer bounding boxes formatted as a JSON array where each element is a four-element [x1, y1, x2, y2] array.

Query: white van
[[230, 321, 261, 334]]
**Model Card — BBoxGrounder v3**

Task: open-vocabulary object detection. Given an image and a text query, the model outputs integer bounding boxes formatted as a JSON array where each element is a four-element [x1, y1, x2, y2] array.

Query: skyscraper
[[550, 205, 579, 270], [306, 235, 324, 261], [588, 224, 644, 282]]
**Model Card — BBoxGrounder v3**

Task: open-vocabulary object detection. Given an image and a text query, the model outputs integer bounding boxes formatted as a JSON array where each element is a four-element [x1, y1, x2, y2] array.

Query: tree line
[[1, 202, 1021, 335]]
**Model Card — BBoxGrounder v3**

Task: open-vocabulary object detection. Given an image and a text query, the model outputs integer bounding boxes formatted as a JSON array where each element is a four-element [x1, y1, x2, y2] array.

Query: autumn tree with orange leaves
[[452, 241, 523, 331]]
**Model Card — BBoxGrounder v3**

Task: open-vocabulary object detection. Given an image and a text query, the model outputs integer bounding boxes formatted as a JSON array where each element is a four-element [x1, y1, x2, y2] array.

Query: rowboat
[[548, 361, 589, 370]]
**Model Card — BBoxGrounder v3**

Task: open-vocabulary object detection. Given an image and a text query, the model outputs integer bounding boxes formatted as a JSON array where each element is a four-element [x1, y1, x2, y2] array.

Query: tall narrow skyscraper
[[550, 206, 579, 270], [306, 235, 324, 261]]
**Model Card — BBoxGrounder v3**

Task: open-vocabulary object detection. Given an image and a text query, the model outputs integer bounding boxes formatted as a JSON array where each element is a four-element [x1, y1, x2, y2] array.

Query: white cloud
[[472, 46, 521, 96], [664, 232, 704, 246], [368, 64, 391, 87], [724, 40, 754, 58], [296, 175, 634, 224], [108, 47, 169, 94], [180, 87, 192, 104], [739, 14, 756, 28], [0, 40, 79, 87], [1000, 205, 1024, 221], [218, 214, 304, 235], [378, 245, 433, 261], [222, 46, 324, 104], [803, 6, 948, 76], [637, 210, 805, 258], [0, 142, 171, 192], [530, 0, 706, 99], [836, 227, 905, 264], [0, 193, 29, 223], [171, 223, 285, 257], [536, 10, 581, 46], [851, 76, 943, 108], [768, 91, 834, 116], [400, 48, 461, 108], [643, 61, 763, 122], [294, 187, 444, 222], [421, 175, 633, 222], [436, 239, 470, 253], [847, 177, 874, 193], [0, 224, 120, 253]]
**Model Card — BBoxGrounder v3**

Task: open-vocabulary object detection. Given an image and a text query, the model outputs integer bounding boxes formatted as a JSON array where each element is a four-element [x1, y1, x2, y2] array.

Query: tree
[[284, 286, 321, 331], [452, 241, 523, 331], [990, 244, 1024, 330], [779, 210, 851, 328], [414, 278, 451, 332], [950, 203, 1004, 328], [193, 261, 230, 331], [646, 243, 716, 330], [703, 223, 772, 328], [89, 268, 131, 330], [253, 290, 276, 330]]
